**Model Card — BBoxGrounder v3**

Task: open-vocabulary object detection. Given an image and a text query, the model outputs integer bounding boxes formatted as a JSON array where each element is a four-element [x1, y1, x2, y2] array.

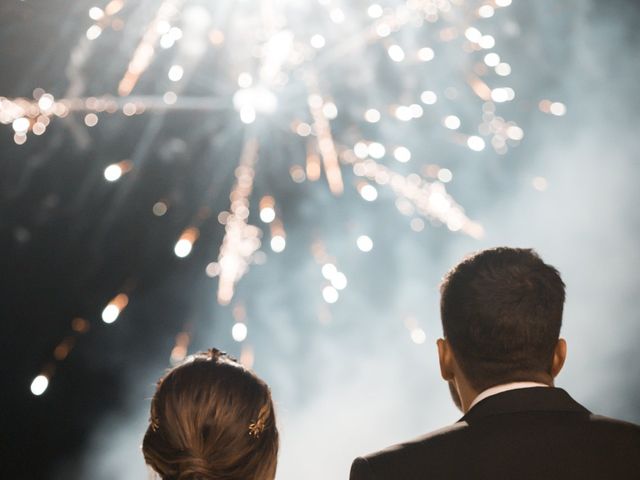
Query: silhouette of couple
[[142, 248, 640, 479]]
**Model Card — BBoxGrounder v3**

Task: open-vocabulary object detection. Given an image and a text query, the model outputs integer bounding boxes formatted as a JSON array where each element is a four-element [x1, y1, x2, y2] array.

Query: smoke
[[58, 0, 640, 478]]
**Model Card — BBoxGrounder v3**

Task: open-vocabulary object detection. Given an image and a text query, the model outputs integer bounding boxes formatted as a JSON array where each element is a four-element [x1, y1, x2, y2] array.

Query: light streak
[[216, 138, 262, 305]]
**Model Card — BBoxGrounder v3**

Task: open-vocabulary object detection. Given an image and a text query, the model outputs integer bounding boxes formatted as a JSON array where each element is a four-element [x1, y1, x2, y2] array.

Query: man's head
[[437, 247, 567, 406]]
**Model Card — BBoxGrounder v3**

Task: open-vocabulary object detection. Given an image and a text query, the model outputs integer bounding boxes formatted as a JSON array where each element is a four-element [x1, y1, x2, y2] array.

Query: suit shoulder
[[589, 414, 640, 435], [362, 421, 469, 466]]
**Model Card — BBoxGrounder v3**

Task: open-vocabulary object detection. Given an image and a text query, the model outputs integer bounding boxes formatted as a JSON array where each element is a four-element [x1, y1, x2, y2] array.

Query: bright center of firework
[[233, 86, 278, 124]]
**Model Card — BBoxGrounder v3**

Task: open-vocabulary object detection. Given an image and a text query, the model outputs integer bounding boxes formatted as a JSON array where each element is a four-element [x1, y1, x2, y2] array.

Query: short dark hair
[[440, 247, 565, 391]]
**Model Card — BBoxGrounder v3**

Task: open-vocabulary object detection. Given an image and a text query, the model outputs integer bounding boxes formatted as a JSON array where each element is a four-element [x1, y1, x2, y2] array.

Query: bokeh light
[[30, 375, 49, 396]]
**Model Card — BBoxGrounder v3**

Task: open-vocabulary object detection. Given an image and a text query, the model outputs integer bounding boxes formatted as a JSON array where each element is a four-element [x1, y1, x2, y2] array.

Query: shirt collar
[[468, 381, 549, 411]]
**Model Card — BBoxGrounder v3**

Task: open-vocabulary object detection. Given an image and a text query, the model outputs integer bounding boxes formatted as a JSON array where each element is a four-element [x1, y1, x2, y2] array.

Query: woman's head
[[142, 349, 278, 480]]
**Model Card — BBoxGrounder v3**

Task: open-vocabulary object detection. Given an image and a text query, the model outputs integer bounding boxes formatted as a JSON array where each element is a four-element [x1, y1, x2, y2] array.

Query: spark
[[216, 138, 261, 306]]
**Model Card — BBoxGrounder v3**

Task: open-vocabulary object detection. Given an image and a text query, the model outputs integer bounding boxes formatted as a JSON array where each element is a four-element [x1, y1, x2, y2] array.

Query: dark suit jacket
[[350, 387, 640, 479]]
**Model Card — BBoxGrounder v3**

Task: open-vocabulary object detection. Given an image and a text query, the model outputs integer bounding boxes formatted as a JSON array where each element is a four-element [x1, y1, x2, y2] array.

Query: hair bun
[[176, 454, 214, 480]]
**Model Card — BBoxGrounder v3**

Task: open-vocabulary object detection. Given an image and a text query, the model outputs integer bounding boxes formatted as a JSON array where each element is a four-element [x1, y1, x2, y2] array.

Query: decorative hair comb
[[248, 404, 270, 439], [207, 348, 225, 360], [150, 401, 160, 432], [150, 415, 160, 432], [248, 419, 266, 438]]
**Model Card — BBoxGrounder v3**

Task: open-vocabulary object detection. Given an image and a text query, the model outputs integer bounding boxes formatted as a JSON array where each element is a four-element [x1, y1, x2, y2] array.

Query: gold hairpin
[[248, 419, 265, 438], [150, 415, 160, 432], [248, 403, 270, 439]]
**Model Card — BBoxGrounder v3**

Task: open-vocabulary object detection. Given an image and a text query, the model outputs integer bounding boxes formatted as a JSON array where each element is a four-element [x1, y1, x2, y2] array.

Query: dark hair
[[142, 349, 279, 480], [440, 247, 566, 391]]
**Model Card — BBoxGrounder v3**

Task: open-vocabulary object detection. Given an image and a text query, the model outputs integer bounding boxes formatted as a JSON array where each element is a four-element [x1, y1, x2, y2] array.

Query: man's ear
[[437, 338, 455, 381], [551, 338, 567, 378]]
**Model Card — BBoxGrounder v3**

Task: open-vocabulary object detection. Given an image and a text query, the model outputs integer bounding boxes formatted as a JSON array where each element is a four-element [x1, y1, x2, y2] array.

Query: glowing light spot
[[30, 375, 49, 396], [465, 27, 482, 43], [308, 94, 323, 109], [367, 4, 383, 18], [331, 272, 347, 290], [444, 115, 461, 130], [168, 65, 184, 82], [32, 122, 46, 135], [12, 117, 30, 133], [368, 142, 385, 159], [169, 27, 183, 40], [354, 142, 368, 158], [209, 29, 224, 45], [233, 86, 277, 121], [411, 328, 427, 344], [506, 125, 524, 140], [102, 295, 130, 325], [393, 146, 411, 163], [174, 239, 193, 258], [410, 104, 423, 118], [101, 304, 120, 323], [123, 102, 136, 116], [84, 113, 98, 127], [492, 87, 515, 103], [395, 105, 413, 122], [290, 165, 306, 183], [365, 108, 381, 123], [484, 52, 500, 67], [438, 168, 453, 183], [296, 122, 312, 136], [160, 34, 175, 49], [410, 218, 425, 232], [88, 7, 104, 20], [467, 136, 486, 151], [495, 62, 511, 76], [478, 5, 495, 18], [310, 34, 326, 49], [240, 106, 256, 124], [418, 47, 434, 62], [329, 8, 345, 23], [156, 21, 171, 35], [496, 0, 512, 6], [163, 91, 177, 104], [322, 285, 339, 303], [356, 235, 373, 252], [420, 90, 437, 105], [479, 35, 495, 49], [71, 317, 89, 333], [238, 72, 253, 88], [550, 102, 567, 116], [388, 45, 405, 62], [152, 201, 168, 216], [86, 25, 102, 40], [322, 263, 337, 280], [360, 184, 378, 201], [532, 176, 548, 191], [504, 88, 515, 101], [322, 102, 338, 119], [38, 93, 55, 111], [270, 235, 286, 252], [232, 322, 248, 342], [205, 262, 220, 277], [260, 207, 276, 223], [104, 164, 123, 182]]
